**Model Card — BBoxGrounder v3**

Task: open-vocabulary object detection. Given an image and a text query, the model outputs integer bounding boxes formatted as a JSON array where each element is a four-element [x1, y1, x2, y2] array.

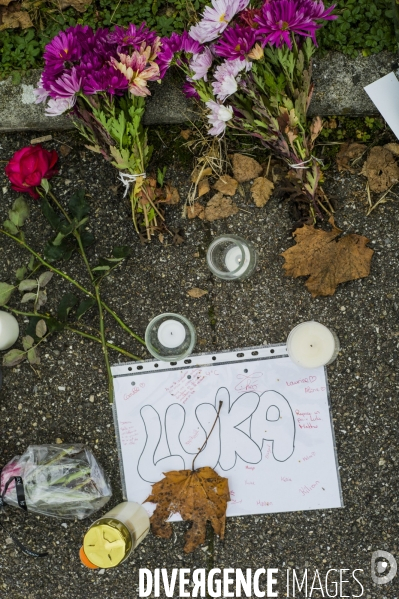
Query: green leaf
[[41, 178, 50, 194], [15, 266, 27, 281], [18, 279, 37, 292], [0, 282, 14, 306], [57, 292, 78, 322], [76, 298, 96, 320], [44, 240, 74, 263], [52, 232, 66, 246], [35, 319, 47, 338], [36, 290, 47, 309], [9, 197, 30, 228], [28, 256, 35, 271], [68, 189, 89, 221], [27, 347, 40, 365], [22, 335, 34, 350], [40, 197, 63, 231], [92, 265, 110, 272], [21, 292, 37, 303], [80, 230, 95, 248], [38, 271, 53, 287], [3, 219, 19, 234], [3, 349, 26, 367], [112, 246, 132, 259]]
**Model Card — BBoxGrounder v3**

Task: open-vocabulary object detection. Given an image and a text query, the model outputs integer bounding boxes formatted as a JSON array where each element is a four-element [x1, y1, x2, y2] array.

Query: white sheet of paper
[[112, 345, 343, 518], [364, 72, 399, 139]]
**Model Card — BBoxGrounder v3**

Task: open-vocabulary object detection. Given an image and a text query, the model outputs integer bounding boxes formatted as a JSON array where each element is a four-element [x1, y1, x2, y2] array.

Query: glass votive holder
[[206, 234, 257, 281], [145, 313, 197, 362], [287, 321, 340, 369]]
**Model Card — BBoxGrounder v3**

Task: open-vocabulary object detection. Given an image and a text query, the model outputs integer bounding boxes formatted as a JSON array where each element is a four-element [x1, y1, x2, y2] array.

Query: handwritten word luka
[[137, 388, 296, 483]]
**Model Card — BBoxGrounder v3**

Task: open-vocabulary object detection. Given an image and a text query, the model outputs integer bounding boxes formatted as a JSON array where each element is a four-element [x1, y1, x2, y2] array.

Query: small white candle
[[225, 245, 250, 272], [157, 319, 186, 348], [287, 321, 339, 368], [0, 311, 19, 351]]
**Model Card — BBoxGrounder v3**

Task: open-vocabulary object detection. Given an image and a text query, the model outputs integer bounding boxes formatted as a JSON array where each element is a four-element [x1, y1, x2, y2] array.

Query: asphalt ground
[[0, 128, 398, 599]]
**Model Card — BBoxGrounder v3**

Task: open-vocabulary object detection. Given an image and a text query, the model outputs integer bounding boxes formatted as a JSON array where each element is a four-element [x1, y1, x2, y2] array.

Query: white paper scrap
[[364, 72, 399, 140]]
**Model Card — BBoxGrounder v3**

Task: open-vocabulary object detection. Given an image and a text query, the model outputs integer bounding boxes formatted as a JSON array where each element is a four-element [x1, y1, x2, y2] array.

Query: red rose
[[5, 145, 59, 199]]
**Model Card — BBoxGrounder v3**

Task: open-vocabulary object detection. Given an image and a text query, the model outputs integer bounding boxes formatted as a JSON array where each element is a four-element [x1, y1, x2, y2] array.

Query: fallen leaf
[[187, 202, 205, 219], [191, 166, 213, 184], [213, 174, 238, 196], [361, 146, 399, 193], [57, 0, 92, 11], [309, 116, 323, 145], [204, 193, 239, 222], [384, 143, 399, 157], [282, 220, 374, 297], [336, 142, 366, 173], [232, 154, 262, 182], [251, 177, 274, 207], [197, 178, 210, 198], [158, 233, 165, 244], [145, 467, 230, 553], [163, 184, 180, 205], [180, 129, 192, 140], [0, 5, 32, 29], [187, 288, 208, 298], [59, 144, 72, 157]]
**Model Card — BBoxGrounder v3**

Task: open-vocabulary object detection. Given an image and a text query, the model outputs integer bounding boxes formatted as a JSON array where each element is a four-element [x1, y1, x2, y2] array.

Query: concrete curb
[[0, 51, 397, 132]]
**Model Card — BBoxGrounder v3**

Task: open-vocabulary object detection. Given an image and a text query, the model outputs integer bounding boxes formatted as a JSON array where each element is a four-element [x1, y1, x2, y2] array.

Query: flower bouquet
[[0, 444, 112, 519], [35, 23, 168, 239], [160, 0, 337, 220]]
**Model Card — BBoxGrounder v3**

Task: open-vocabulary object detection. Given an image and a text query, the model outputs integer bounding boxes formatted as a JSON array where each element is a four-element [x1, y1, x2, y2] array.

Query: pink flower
[[49, 68, 82, 100], [205, 100, 233, 135], [34, 77, 49, 104], [189, 0, 250, 43], [212, 58, 250, 101], [112, 51, 160, 96], [190, 48, 213, 81]]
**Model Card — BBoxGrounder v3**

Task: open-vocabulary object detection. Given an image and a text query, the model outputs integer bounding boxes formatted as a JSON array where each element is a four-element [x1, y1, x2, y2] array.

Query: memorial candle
[[145, 313, 196, 361], [207, 235, 257, 281], [287, 321, 340, 368], [0, 311, 19, 351]]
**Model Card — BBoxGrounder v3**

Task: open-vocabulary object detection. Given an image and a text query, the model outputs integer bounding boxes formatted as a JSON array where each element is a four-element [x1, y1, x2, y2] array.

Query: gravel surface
[[0, 129, 398, 599]]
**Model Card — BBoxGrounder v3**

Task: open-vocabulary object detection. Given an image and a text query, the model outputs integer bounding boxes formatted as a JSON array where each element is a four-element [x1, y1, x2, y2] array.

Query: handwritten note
[[112, 345, 342, 518]]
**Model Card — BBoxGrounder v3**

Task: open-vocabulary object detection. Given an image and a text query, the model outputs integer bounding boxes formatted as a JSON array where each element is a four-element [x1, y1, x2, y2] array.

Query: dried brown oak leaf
[[213, 174, 238, 196], [0, 4, 32, 29], [336, 142, 366, 173], [282, 220, 374, 297], [187, 202, 205, 219], [361, 146, 399, 192], [251, 177, 274, 207], [204, 193, 239, 221], [145, 467, 230, 553], [187, 288, 208, 298], [384, 143, 399, 157], [232, 154, 262, 182], [197, 178, 210, 198]]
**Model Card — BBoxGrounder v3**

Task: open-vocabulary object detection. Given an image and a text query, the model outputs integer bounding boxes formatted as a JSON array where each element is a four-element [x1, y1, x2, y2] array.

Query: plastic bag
[[0, 445, 112, 519]]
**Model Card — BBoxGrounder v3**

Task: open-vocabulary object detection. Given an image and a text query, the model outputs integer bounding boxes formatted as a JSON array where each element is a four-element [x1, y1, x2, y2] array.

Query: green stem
[[0, 229, 146, 346], [4, 307, 140, 360]]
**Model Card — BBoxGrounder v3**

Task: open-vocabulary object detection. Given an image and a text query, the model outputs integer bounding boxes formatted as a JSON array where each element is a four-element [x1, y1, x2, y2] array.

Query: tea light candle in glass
[[0, 311, 19, 351], [145, 313, 196, 361], [287, 321, 340, 369], [206, 235, 257, 281]]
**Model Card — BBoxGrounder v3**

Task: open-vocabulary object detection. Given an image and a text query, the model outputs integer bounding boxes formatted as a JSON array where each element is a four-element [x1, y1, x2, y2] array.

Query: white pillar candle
[[287, 321, 340, 368], [0, 311, 19, 351], [157, 319, 186, 348], [225, 245, 250, 272]]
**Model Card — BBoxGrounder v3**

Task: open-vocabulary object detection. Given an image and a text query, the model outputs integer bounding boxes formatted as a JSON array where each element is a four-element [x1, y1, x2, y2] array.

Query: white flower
[[212, 58, 251, 101], [45, 96, 76, 117], [189, 0, 250, 43], [206, 100, 233, 136], [34, 77, 48, 104], [190, 47, 213, 81]]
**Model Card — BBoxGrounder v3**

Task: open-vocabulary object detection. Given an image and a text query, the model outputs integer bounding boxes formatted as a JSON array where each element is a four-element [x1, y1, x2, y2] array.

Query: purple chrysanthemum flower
[[49, 67, 82, 99], [214, 24, 258, 60], [182, 81, 200, 100], [157, 45, 174, 78], [83, 64, 129, 96], [110, 22, 158, 52], [255, 0, 336, 48], [189, 0, 250, 44], [158, 31, 203, 77], [43, 29, 83, 76], [190, 47, 213, 81], [180, 31, 203, 54]]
